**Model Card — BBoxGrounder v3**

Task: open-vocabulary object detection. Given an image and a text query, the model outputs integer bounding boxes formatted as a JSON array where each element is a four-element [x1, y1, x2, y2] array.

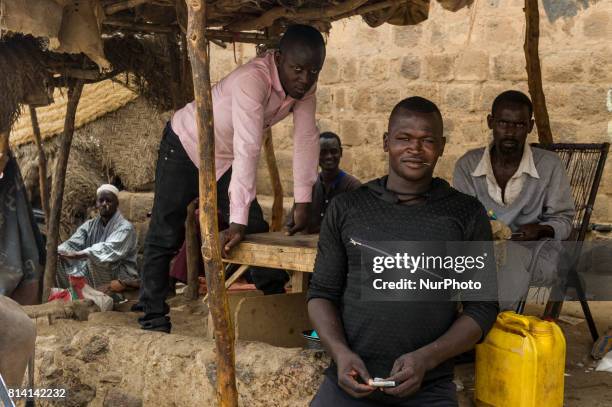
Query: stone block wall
[[208, 0, 612, 222]]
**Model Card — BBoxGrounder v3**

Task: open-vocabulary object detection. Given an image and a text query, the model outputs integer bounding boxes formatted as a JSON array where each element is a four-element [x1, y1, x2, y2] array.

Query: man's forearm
[[308, 298, 352, 361], [413, 315, 483, 371]]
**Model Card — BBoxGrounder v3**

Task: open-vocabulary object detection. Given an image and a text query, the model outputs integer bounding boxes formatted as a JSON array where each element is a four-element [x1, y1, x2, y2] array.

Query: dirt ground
[[25, 294, 611, 407]]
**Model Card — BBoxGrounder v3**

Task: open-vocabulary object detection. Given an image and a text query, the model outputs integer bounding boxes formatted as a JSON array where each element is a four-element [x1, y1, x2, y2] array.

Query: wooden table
[[223, 231, 319, 292]]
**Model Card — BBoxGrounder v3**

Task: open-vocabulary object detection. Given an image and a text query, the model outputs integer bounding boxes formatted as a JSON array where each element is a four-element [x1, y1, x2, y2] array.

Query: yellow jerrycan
[[475, 311, 566, 407]]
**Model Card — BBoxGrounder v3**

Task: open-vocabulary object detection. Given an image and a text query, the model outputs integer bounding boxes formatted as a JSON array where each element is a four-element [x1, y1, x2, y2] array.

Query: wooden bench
[[223, 231, 318, 292]]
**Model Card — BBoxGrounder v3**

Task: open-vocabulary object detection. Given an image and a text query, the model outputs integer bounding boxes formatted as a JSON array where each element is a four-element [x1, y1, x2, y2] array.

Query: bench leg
[[290, 271, 309, 293]]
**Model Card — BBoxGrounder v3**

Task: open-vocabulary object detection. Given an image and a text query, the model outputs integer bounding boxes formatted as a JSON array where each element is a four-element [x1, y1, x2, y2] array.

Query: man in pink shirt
[[138, 25, 326, 332]]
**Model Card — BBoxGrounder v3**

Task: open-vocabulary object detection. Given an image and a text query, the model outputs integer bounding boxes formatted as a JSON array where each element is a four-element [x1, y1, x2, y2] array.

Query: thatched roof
[[0, 0, 472, 131], [10, 79, 137, 146]]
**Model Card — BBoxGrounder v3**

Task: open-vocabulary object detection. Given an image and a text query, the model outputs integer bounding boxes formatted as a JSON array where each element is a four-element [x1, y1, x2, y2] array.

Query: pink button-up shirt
[[171, 51, 320, 226]]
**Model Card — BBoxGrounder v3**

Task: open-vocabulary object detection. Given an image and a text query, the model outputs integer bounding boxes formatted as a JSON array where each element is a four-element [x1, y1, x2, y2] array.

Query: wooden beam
[[203, 264, 250, 303], [205, 30, 278, 45], [186, 1, 238, 406], [332, 0, 415, 22], [184, 199, 200, 300], [103, 19, 277, 45], [263, 129, 284, 231], [226, 0, 369, 31], [42, 80, 85, 301], [524, 0, 553, 144], [105, 0, 152, 15], [102, 19, 176, 33], [29, 106, 50, 221], [0, 131, 8, 176]]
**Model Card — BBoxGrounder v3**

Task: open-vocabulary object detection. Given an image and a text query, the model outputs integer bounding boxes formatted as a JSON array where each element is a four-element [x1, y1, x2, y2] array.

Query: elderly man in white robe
[[57, 184, 139, 292]]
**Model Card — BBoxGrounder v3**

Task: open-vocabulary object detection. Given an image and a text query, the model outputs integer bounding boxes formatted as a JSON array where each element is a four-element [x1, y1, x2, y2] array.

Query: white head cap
[[96, 184, 119, 197]]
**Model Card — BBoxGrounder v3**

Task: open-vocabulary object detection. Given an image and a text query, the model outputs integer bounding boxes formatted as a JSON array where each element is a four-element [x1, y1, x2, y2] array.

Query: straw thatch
[[79, 97, 170, 191], [10, 79, 137, 146], [13, 94, 167, 237], [0, 1, 473, 131], [0, 35, 52, 131], [104, 34, 175, 111], [12, 133, 105, 240]]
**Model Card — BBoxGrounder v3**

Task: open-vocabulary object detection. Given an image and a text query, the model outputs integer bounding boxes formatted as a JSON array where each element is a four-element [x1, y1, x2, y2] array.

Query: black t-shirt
[[308, 177, 498, 404], [287, 170, 361, 233]]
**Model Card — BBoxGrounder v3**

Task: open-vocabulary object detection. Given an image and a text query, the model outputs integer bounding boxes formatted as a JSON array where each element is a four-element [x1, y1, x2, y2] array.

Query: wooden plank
[[207, 290, 262, 339], [290, 271, 310, 293], [242, 231, 318, 248], [235, 292, 309, 348], [223, 232, 318, 272], [224, 242, 316, 273]]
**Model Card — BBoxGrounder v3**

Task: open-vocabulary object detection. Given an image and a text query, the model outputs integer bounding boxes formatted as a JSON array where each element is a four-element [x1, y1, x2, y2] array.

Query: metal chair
[[517, 143, 609, 342]]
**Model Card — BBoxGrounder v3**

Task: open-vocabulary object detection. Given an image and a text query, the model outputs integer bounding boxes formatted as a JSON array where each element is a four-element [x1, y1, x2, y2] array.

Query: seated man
[[308, 97, 498, 406], [57, 184, 139, 293], [453, 90, 575, 310], [286, 131, 361, 233]]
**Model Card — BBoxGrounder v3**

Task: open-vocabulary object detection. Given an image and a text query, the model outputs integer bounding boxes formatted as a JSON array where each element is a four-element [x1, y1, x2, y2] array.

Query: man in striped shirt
[[57, 184, 138, 292]]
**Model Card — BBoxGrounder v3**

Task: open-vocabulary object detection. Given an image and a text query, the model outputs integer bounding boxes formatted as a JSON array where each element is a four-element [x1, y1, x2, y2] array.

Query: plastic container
[[475, 311, 566, 407]]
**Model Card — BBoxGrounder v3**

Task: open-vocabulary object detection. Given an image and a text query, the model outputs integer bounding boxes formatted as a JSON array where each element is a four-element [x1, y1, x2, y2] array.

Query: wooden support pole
[[186, 1, 238, 406], [166, 33, 184, 109], [29, 106, 50, 220], [263, 129, 284, 231], [184, 199, 200, 300], [0, 131, 8, 176], [42, 80, 85, 301], [524, 0, 553, 144]]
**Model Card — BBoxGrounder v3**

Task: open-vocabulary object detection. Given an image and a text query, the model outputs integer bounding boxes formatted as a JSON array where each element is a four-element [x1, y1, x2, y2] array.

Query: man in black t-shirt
[[287, 131, 361, 233], [308, 97, 498, 406]]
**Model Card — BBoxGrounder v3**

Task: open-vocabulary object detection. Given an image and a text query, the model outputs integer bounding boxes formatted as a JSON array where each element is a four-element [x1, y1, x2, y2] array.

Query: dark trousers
[[310, 377, 458, 407], [140, 124, 288, 317]]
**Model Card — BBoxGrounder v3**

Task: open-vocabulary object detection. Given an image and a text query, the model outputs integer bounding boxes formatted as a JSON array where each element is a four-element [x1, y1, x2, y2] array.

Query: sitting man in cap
[[57, 184, 139, 293], [286, 131, 361, 233], [453, 90, 575, 310]]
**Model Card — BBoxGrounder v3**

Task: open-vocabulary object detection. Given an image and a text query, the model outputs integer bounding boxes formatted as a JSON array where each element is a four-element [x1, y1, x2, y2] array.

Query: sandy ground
[[24, 294, 611, 406]]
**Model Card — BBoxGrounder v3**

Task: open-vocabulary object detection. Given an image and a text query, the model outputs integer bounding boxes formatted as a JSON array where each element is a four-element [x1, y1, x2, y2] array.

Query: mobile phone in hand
[[368, 378, 396, 388]]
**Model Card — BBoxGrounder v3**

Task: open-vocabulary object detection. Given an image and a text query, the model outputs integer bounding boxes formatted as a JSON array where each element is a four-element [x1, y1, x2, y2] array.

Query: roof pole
[[29, 106, 50, 222], [42, 79, 85, 301], [263, 129, 284, 231], [185, 1, 239, 406], [524, 0, 553, 144]]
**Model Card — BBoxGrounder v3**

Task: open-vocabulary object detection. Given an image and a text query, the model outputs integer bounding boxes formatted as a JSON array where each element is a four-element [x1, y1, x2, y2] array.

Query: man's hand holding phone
[[335, 349, 375, 398], [382, 350, 429, 397]]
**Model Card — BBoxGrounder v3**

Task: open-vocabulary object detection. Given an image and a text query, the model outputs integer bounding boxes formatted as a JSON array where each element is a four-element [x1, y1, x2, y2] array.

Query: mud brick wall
[[207, 0, 612, 222]]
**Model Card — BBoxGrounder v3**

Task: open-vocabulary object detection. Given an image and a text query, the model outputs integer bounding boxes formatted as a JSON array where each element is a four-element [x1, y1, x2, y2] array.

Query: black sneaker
[[139, 315, 172, 333]]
